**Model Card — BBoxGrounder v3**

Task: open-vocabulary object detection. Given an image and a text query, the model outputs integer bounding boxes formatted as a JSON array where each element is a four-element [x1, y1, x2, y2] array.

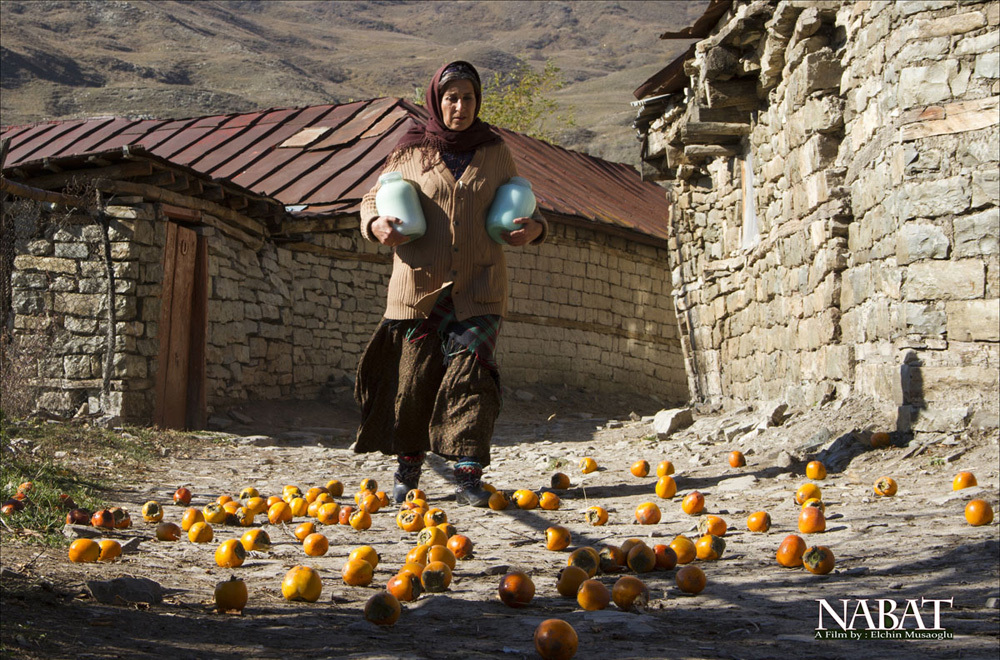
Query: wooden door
[[154, 222, 208, 429]]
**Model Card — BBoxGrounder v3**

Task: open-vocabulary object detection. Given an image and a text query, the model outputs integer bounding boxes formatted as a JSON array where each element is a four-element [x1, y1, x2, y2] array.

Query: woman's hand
[[371, 216, 410, 247], [503, 217, 542, 246]]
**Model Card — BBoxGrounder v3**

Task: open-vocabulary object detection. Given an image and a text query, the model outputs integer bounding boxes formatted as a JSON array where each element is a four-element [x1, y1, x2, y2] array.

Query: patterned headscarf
[[392, 60, 502, 171]]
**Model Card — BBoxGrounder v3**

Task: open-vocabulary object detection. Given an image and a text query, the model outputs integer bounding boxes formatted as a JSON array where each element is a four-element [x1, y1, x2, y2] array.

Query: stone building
[[633, 0, 999, 434], [1, 98, 686, 427]]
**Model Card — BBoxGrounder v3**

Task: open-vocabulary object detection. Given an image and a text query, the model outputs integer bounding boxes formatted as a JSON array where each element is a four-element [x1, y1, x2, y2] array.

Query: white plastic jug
[[375, 172, 426, 239], [486, 176, 536, 244]]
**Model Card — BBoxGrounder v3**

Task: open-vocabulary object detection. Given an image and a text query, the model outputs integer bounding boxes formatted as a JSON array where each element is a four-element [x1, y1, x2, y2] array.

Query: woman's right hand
[[371, 216, 409, 247]]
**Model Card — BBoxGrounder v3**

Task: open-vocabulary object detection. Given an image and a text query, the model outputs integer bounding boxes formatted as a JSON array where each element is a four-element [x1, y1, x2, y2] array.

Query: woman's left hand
[[502, 217, 542, 246]]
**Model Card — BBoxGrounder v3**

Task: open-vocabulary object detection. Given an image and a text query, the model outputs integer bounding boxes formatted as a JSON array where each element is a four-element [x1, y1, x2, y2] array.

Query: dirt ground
[[2, 386, 998, 660]]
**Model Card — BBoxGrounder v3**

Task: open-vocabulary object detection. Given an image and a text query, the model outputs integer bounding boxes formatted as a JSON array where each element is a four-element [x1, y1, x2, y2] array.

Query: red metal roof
[[2, 99, 670, 240]]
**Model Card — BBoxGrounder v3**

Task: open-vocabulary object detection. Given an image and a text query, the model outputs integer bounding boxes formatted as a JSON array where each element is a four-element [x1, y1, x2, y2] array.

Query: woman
[[355, 61, 546, 507]]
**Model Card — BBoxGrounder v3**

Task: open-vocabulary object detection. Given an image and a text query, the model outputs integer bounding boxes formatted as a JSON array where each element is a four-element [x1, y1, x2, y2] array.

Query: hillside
[[0, 0, 705, 164]]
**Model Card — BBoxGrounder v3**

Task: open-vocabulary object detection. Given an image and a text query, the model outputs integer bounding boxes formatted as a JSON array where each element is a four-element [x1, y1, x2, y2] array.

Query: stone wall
[[9, 201, 687, 424], [644, 0, 998, 432]]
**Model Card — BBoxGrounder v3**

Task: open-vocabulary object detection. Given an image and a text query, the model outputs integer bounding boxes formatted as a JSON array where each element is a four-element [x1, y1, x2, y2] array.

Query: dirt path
[[2, 389, 998, 660]]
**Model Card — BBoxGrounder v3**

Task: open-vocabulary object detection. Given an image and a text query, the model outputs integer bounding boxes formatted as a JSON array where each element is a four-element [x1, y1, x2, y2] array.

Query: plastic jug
[[375, 172, 426, 239], [486, 176, 536, 244]]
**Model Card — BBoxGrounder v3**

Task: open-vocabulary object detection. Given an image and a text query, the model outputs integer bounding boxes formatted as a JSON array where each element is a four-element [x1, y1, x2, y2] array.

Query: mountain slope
[[0, 0, 705, 164]]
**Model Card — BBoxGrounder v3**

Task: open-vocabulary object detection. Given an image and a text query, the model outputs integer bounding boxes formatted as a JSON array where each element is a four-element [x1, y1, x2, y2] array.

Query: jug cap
[[379, 171, 404, 184]]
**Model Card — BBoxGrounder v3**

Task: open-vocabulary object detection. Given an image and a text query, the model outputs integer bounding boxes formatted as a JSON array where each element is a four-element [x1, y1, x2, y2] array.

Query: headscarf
[[392, 60, 502, 170]]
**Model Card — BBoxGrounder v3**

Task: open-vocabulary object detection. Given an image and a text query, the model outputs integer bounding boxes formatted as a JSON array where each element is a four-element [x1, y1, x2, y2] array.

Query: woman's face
[[440, 79, 477, 131]]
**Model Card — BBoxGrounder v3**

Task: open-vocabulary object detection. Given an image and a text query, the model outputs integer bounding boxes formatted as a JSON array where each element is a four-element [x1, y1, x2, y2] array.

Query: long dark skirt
[[353, 320, 501, 467]]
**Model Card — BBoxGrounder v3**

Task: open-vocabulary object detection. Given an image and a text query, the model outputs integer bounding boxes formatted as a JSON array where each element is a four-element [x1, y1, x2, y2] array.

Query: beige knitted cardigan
[[360, 142, 547, 321]]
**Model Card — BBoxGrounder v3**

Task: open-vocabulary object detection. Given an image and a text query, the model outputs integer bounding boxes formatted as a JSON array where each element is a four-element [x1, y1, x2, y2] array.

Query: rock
[[207, 415, 233, 431], [483, 565, 510, 576], [229, 409, 254, 424], [653, 408, 694, 438], [239, 435, 276, 447], [86, 577, 164, 605], [717, 475, 759, 492], [801, 427, 832, 452], [63, 524, 101, 539], [763, 402, 789, 426], [515, 390, 535, 402], [931, 486, 983, 505], [776, 450, 795, 468], [986, 597, 999, 609]]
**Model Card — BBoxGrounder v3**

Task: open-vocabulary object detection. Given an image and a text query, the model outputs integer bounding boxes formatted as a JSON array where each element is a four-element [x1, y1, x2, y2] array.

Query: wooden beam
[[680, 120, 751, 141], [900, 95, 999, 141], [21, 160, 154, 190], [201, 183, 225, 201], [0, 177, 86, 206], [134, 170, 176, 186], [684, 144, 741, 159], [95, 179, 267, 239], [161, 203, 202, 223]]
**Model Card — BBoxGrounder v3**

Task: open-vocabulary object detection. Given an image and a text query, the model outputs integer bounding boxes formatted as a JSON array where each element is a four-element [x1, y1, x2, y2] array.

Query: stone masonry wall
[[10, 202, 687, 423], [651, 0, 999, 432]]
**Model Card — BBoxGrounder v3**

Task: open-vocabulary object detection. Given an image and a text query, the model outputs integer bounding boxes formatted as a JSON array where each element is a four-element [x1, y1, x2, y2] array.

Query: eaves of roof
[[2, 98, 670, 241]]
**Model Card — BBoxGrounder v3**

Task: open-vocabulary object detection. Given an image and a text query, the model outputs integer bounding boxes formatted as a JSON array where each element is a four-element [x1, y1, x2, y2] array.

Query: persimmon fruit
[[215, 576, 248, 614], [635, 502, 661, 525], [630, 460, 650, 477], [965, 499, 994, 526], [681, 491, 705, 515], [240, 528, 270, 551], [798, 506, 826, 534], [421, 561, 452, 592], [550, 473, 571, 489], [873, 476, 897, 497], [803, 545, 835, 575], [513, 489, 539, 510], [795, 483, 821, 504], [173, 487, 192, 506], [282, 565, 322, 602], [342, 558, 374, 587], [626, 543, 657, 573], [141, 501, 164, 523], [579, 457, 597, 474], [656, 460, 675, 477], [364, 591, 401, 626], [556, 566, 589, 598], [68, 538, 101, 563], [539, 492, 561, 510], [534, 619, 578, 660], [188, 521, 213, 543], [386, 571, 423, 602], [215, 538, 247, 568], [776, 534, 807, 567], [669, 535, 696, 564], [498, 570, 535, 608], [746, 511, 771, 533], [653, 544, 678, 570], [546, 525, 572, 551], [303, 533, 329, 557], [567, 547, 600, 577], [805, 461, 827, 480], [576, 578, 611, 611], [698, 515, 727, 537], [97, 539, 122, 562], [953, 471, 977, 491], [156, 522, 182, 541], [655, 475, 677, 499], [695, 534, 726, 561], [447, 534, 474, 560], [612, 575, 649, 611], [585, 505, 608, 526], [675, 565, 707, 594], [294, 521, 316, 541], [728, 451, 746, 467]]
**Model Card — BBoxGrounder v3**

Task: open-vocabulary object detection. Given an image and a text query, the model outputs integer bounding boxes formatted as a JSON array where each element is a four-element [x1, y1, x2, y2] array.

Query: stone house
[[1, 98, 686, 428], [633, 0, 999, 435]]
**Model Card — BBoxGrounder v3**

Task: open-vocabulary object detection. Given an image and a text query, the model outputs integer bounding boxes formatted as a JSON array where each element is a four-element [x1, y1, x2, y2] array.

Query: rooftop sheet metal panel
[[2, 98, 669, 241]]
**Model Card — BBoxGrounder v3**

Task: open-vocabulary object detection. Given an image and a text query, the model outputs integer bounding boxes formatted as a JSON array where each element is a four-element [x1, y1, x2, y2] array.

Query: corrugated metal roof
[[2, 98, 670, 240]]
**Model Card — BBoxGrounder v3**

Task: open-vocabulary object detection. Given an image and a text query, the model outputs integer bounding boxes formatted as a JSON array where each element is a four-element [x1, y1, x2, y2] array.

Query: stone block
[[653, 407, 694, 438], [911, 11, 987, 38], [898, 60, 958, 108], [954, 208, 1000, 257], [13, 255, 77, 274], [974, 51, 1000, 79], [54, 292, 104, 317], [904, 261, 984, 301], [911, 405, 973, 433], [955, 29, 1000, 56], [900, 176, 971, 219], [902, 302, 947, 336], [971, 170, 999, 208], [896, 222, 950, 264], [947, 299, 1000, 341]]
